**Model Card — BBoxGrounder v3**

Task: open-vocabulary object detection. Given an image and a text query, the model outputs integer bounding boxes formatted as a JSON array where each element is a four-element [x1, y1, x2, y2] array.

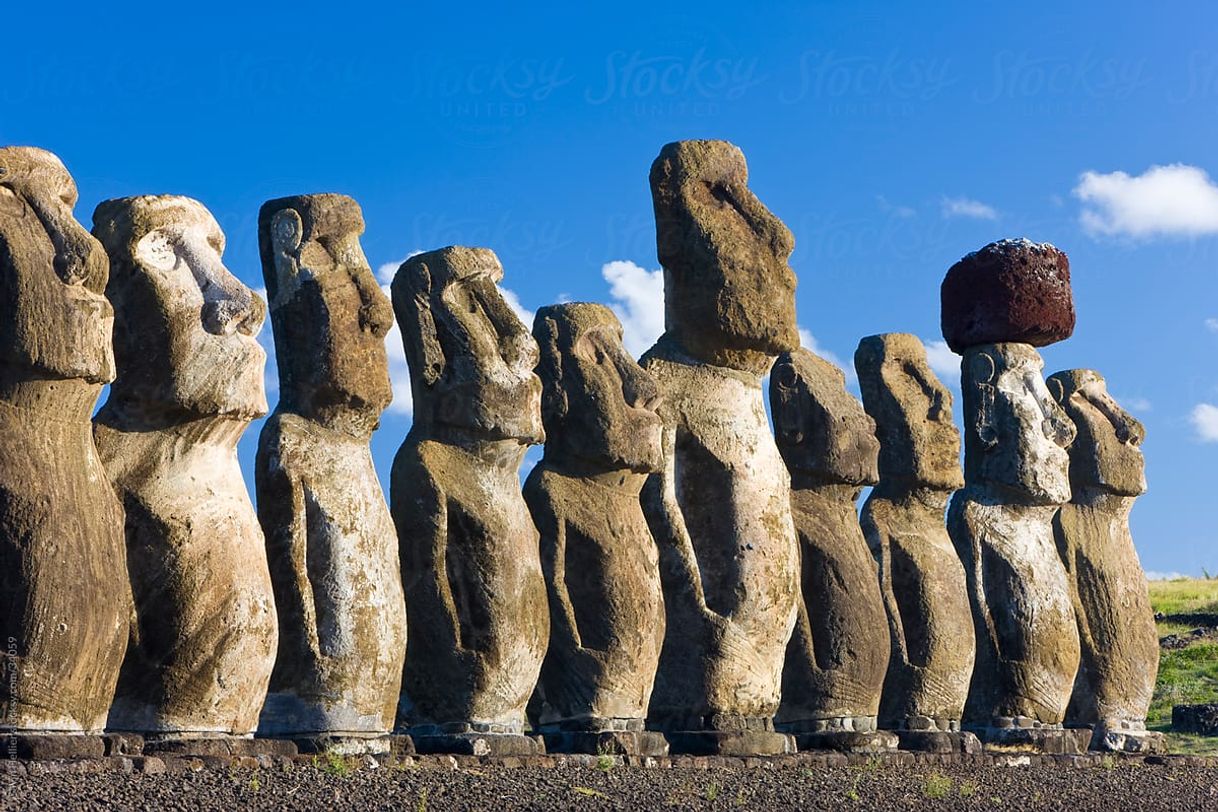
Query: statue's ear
[[395, 262, 445, 387], [971, 351, 998, 450], [538, 316, 568, 422], [1046, 376, 1065, 406], [270, 208, 304, 281]]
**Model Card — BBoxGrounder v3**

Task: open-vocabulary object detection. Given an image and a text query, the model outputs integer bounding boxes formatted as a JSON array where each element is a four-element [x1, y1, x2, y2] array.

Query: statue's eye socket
[[774, 365, 797, 388]]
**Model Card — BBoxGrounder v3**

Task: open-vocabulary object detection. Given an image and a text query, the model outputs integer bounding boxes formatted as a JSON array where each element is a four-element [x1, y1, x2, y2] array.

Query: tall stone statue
[[855, 333, 977, 754], [255, 195, 407, 752], [390, 246, 548, 755], [525, 303, 668, 756], [942, 239, 1084, 752], [92, 195, 277, 739], [770, 348, 895, 753], [640, 140, 800, 756], [0, 147, 131, 737], [1048, 369, 1164, 753]]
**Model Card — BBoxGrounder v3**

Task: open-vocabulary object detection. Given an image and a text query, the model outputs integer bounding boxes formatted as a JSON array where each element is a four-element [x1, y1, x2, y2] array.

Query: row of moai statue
[[0, 141, 1162, 758]]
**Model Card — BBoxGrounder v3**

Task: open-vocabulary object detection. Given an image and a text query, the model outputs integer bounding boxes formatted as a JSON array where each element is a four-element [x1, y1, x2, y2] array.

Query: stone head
[[855, 333, 964, 493], [1047, 369, 1146, 498], [650, 140, 798, 373], [0, 146, 114, 385], [771, 347, 880, 487], [533, 302, 663, 474], [259, 194, 393, 434], [93, 195, 268, 421], [391, 245, 543, 443], [960, 343, 1075, 505]]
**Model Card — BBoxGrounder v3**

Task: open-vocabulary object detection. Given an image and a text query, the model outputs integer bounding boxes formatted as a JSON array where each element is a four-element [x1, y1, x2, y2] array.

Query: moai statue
[[255, 195, 408, 753], [942, 238, 1085, 752], [1048, 370, 1164, 753], [0, 147, 131, 745], [855, 333, 978, 754], [640, 140, 800, 756], [390, 246, 548, 756], [92, 196, 277, 741], [525, 303, 668, 756], [770, 348, 896, 753]]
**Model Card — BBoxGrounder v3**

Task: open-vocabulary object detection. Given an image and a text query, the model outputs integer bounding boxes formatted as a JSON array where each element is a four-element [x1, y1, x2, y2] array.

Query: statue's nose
[[202, 281, 265, 337]]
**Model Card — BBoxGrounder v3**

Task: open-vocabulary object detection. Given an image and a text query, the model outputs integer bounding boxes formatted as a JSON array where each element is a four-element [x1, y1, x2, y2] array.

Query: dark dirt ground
[[3, 761, 1218, 811]]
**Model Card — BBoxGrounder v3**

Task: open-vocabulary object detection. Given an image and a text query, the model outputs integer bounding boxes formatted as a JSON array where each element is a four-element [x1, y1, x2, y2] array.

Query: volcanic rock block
[[947, 342, 1081, 746], [640, 140, 799, 756], [524, 303, 668, 757], [940, 238, 1074, 354], [855, 334, 976, 752], [0, 146, 131, 733], [771, 348, 896, 754], [390, 246, 548, 753], [1172, 704, 1218, 736], [92, 195, 276, 736], [255, 195, 407, 744], [1049, 369, 1164, 754]]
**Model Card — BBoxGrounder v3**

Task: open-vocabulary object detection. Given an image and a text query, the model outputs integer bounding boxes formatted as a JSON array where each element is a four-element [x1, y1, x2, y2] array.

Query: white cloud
[[798, 327, 854, 383], [1074, 164, 1218, 238], [923, 339, 961, 386], [1206, 318, 1218, 333], [1190, 403, 1218, 442], [940, 196, 998, 220], [602, 260, 665, 357], [500, 287, 534, 327], [380, 283, 413, 416], [876, 195, 916, 219], [1145, 571, 1193, 581]]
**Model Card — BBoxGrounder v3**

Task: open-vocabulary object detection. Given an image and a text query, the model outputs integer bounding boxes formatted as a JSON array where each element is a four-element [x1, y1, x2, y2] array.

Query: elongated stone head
[[260, 194, 393, 436], [1048, 369, 1146, 498], [0, 147, 114, 385], [93, 195, 267, 421], [650, 140, 799, 373], [392, 245, 542, 443], [960, 343, 1074, 505], [533, 302, 663, 474], [771, 347, 879, 487]]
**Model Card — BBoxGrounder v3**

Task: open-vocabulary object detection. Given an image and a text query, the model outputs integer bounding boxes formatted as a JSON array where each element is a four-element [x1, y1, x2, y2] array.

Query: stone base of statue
[[656, 716, 795, 756], [0, 733, 115, 760], [290, 734, 402, 756], [407, 723, 545, 756], [539, 720, 669, 756], [780, 716, 898, 753], [895, 731, 981, 754], [1079, 723, 1167, 754], [141, 734, 298, 758], [969, 720, 1091, 754]]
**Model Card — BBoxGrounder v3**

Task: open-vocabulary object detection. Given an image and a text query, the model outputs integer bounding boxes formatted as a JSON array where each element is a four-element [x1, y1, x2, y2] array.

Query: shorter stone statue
[[391, 246, 549, 755], [1048, 369, 1164, 753], [855, 334, 977, 754], [255, 194, 408, 753], [771, 348, 896, 753], [525, 303, 668, 756], [0, 147, 131, 741], [93, 195, 277, 739]]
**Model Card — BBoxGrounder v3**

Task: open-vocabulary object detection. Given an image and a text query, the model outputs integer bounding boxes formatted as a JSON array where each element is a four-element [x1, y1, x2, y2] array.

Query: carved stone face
[[1048, 369, 1146, 498], [771, 347, 880, 487], [392, 246, 543, 443], [855, 333, 964, 492], [534, 302, 663, 474], [93, 195, 267, 420], [961, 343, 1074, 505], [650, 140, 799, 371], [261, 194, 393, 429], [0, 147, 114, 384]]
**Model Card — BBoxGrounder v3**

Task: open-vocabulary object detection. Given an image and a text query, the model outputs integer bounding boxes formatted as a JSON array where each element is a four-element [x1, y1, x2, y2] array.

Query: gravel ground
[[3, 761, 1218, 811]]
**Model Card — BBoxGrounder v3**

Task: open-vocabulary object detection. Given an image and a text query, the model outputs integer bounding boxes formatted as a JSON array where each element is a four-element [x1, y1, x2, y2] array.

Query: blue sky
[[4, 1, 1217, 576]]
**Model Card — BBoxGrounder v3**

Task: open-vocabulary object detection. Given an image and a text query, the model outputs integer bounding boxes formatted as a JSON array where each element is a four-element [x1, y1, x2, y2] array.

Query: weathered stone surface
[[92, 195, 275, 736], [538, 730, 669, 757], [0, 734, 107, 760], [1172, 704, 1218, 736], [255, 194, 407, 738], [940, 239, 1074, 354], [0, 146, 130, 733], [855, 333, 974, 731], [524, 303, 665, 741], [770, 348, 891, 749], [639, 140, 800, 747], [947, 342, 1081, 735], [390, 246, 547, 741], [1048, 369, 1161, 753]]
